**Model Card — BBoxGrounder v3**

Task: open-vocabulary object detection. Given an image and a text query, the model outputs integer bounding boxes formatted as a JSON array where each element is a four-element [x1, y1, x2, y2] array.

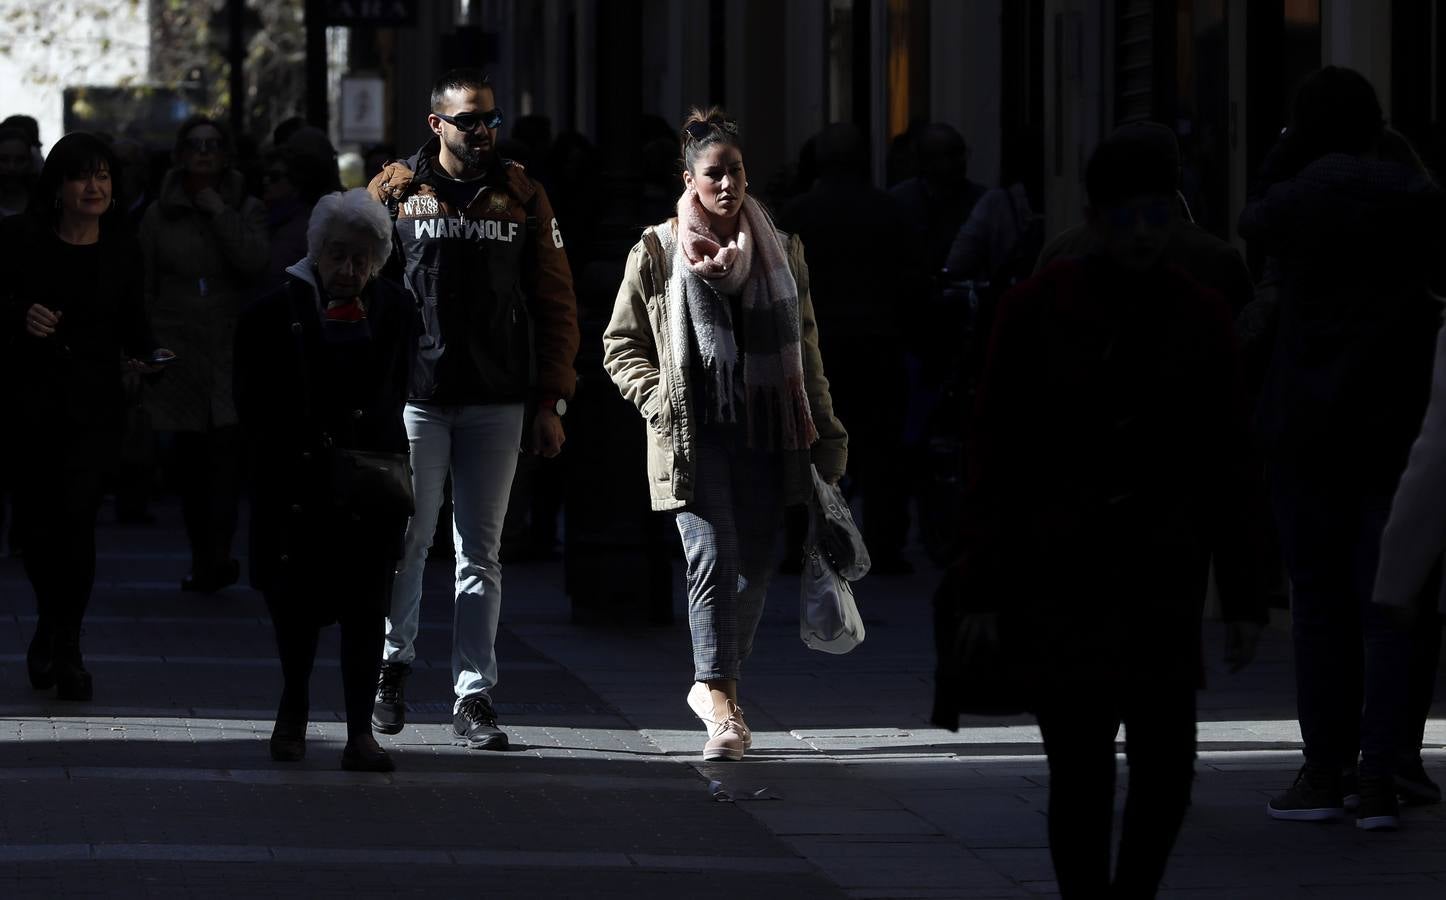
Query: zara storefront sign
[[325, 0, 418, 27]]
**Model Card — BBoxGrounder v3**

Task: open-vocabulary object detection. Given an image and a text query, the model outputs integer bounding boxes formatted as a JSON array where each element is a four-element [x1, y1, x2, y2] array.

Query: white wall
[[0, 0, 149, 152]]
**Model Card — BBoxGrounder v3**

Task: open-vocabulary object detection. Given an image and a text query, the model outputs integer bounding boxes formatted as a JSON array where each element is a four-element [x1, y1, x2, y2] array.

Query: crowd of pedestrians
[[2, 61, 1445, 899]]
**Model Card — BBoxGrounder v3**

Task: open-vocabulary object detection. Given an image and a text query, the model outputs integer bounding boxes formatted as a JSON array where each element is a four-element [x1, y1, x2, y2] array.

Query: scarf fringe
[[670, 195, 819, 451]]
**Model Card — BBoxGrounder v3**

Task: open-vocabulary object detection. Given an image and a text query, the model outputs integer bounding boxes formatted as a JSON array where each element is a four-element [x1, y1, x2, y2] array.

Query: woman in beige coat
[[603, 108, 847, 762], [141, 116, 268, 592]]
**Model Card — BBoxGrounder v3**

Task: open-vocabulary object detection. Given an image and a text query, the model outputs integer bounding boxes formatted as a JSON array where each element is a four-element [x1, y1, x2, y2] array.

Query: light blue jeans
[[384, 402, 525, 709]]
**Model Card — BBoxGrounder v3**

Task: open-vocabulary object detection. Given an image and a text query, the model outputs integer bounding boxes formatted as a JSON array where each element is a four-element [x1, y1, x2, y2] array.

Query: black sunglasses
[[682, 119, 739, 144], [436, 109, 504, 133]]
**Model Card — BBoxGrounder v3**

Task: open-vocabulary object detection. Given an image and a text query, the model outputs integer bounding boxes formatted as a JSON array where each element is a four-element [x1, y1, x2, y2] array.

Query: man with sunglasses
[[367, 68, 578, 751]]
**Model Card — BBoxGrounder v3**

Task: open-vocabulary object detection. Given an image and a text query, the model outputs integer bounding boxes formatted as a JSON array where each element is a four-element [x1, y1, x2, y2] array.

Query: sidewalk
[[2, 500, 1445, 898]]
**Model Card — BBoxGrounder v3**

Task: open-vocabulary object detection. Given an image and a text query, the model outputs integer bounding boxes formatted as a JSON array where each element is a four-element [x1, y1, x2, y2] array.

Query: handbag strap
[[284, 284, 346, 450]]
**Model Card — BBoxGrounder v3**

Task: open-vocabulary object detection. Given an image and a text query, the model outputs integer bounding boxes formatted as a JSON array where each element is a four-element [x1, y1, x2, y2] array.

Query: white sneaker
[[686, 682, 746, 761]]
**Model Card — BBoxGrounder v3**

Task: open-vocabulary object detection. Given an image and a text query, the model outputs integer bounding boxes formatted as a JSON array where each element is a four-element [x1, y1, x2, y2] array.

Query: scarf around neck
[[668, 188, 817, 450]]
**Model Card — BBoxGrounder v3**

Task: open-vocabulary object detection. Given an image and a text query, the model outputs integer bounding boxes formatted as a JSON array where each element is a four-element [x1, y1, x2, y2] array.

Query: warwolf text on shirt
[[412, 216, 521, 242]]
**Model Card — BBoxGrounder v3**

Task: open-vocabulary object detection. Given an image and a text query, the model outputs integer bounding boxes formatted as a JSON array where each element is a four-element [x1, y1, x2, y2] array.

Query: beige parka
[[602, 221, 847, 512]]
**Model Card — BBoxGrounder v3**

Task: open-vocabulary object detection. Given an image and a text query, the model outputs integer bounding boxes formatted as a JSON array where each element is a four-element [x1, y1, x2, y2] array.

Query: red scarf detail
[[324, 299, 366, 322]]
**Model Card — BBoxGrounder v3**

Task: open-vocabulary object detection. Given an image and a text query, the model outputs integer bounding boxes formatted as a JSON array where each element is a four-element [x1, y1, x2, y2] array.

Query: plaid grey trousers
[[675, 425, 785, 682]]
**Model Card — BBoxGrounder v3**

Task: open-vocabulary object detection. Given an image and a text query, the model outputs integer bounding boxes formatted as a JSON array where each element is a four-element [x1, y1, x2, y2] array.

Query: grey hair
[[306, 188, 393, 277]]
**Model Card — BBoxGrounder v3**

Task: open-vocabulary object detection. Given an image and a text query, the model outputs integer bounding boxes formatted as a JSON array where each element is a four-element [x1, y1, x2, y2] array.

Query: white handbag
[[799, 496, 866, 654]]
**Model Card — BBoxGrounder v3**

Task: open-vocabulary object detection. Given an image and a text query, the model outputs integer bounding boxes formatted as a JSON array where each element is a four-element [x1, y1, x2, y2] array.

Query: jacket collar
[[405, 137, 524, 208]]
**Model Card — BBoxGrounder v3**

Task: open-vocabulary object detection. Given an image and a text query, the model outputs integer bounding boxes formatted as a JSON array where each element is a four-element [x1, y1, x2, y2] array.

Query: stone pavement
[[3, 500, 1446, 899]]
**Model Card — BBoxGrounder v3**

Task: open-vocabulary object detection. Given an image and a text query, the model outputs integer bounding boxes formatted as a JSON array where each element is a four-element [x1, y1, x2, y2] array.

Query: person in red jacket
[[964, 127, 1266, 898], [366, 68, 579, 751]]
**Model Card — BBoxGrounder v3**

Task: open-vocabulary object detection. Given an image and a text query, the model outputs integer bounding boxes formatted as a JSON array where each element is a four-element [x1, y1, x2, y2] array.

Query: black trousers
[[1035, 681, 1197, 900], [264, 576, 390, 741], [173, 425, 242, 572], [14, 455, 106, 651]]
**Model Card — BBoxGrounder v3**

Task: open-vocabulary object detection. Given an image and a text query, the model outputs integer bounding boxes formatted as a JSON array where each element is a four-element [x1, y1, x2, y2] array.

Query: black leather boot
[[26, 624, 54, 690], [51, 636, 92, 702]]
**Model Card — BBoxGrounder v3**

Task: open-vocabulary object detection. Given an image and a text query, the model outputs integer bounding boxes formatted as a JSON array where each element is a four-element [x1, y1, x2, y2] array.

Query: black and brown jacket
[[368, 139, 578, 406]]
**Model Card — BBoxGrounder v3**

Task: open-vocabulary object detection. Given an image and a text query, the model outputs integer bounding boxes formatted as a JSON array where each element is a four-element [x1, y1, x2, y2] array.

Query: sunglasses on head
[[682, 119, 739, 144], [436, 109, 504, 133], [185, 137, 223, 153]]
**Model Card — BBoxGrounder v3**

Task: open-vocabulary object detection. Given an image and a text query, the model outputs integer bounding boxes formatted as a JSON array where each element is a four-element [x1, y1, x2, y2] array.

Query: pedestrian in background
[[603, 107, 848, 762], [367, 68, 579, 751], [963, 127, 1265, 896], [1241, 66, 1446, 831], [235, 188, 416, 772], [2, 133, 170, 701], [141, 115, 268, 593]]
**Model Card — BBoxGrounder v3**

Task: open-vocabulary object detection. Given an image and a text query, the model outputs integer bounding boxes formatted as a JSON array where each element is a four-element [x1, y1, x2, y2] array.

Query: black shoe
[[453, 696, 509, 750], [26, 627, 54, 690], [1356, 775, 1401, 831], [1342, 767, 1360, 812], [269, 721, 306, 762], [340, 738, 395, 772], [181, 559, 240, 593], [1267, 764, 1344, 822], [1396, 758, 1441, 807], [371, 662, 410, 735], [52, 657, 93, 702]]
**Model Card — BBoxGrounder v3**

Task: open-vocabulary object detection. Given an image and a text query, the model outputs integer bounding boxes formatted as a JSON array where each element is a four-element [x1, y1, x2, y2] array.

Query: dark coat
[[963, 256, 1266, 693], [234, 267, 418, 603], [1238, 153, 1446, 490], [0, 214, 155, 467], [141, 168, 269, 431]]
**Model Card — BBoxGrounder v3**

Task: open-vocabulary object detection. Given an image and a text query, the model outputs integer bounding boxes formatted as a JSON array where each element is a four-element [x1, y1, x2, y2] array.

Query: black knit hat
[[1085, 122, 1180, 208]]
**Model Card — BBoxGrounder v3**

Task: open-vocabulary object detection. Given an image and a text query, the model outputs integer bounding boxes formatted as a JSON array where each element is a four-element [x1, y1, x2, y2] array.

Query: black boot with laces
[[453, 695, 508, 750], [371, 662, 410, 735]]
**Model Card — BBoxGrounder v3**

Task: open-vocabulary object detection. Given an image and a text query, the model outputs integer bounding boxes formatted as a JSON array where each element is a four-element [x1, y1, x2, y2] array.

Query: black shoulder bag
[[289, 292, 416, 522]]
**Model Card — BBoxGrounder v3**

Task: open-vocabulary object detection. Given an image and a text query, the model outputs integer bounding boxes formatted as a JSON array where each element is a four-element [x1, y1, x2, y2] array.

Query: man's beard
[[444, 132, 491, 171]]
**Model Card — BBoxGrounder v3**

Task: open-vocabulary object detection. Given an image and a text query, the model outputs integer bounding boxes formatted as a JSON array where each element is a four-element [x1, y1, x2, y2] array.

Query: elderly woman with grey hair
[[235, 189, 418, 772]]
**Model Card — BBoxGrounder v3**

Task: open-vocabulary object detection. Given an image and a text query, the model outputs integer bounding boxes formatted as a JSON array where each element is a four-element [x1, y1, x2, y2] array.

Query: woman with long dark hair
[[2, 132, 170, 699], [603, 108, 848, 761]]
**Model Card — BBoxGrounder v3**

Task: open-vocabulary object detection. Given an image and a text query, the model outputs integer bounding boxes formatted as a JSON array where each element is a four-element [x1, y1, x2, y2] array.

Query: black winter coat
[[0, 214, 155, 467], [1239, 153, 1446, 490], [234, 270, 418, 604]]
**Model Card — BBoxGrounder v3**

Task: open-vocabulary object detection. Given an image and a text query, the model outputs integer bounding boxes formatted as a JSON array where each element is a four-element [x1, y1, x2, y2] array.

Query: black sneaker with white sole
[[453, 696, 509, 751], [1355, 775, 1401, 831], [371, 662, 410, 735], [1267, 764, 1344, 822], [1395, 758, 1442, 806]]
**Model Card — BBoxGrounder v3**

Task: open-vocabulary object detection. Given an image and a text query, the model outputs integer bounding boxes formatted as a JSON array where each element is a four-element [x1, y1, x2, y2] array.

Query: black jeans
[[1035, 682, 1197, 900], [14, 459, 105, 652], [1268, 468, 1411, 777], [173, 426, 242, 573], [266, 592, 386, 741]]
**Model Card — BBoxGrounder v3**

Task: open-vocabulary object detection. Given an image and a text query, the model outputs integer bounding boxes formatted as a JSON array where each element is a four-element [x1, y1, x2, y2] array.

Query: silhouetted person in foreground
[[2, 133, 170, 701], [964, 128, 1265, 897], [1241, 66, 1446, 831], [1035, 122, 1254, 316]]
